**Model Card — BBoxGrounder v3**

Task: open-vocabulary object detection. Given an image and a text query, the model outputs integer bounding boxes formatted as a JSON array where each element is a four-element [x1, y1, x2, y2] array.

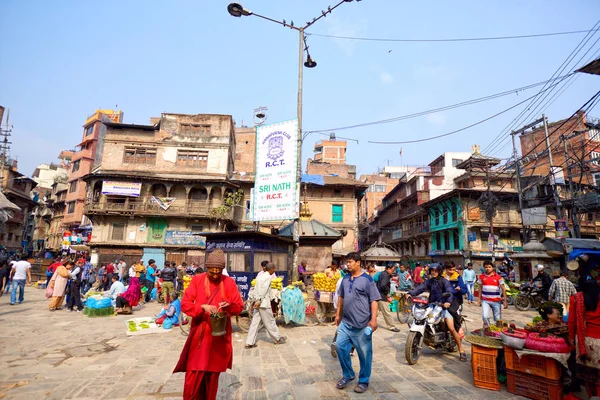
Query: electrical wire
[[304, 73, 575, 135], [483, 20, 600, 156], [307, 29, 600, 43], [366, 80, 566, 144]]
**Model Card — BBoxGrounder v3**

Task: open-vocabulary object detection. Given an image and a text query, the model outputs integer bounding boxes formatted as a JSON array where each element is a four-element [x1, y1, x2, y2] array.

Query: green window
[[332, 204, 343, 223]]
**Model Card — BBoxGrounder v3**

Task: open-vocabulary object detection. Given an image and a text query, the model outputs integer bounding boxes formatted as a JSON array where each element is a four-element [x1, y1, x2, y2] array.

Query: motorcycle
[[513, 281, 544, 311], [404, 294, 465, 365]]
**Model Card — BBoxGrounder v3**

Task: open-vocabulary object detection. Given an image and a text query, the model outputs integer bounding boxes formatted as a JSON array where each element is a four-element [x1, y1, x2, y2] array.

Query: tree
[[210, 189, 244, 230]]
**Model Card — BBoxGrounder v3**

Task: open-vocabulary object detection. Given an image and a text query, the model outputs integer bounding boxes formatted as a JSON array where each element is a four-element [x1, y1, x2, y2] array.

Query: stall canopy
[[361, 245, 401, 262], [541, 237, 600, 260]]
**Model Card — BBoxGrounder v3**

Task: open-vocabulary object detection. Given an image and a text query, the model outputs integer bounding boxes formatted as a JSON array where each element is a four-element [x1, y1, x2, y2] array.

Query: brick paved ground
[[0, 287, 538, 399]]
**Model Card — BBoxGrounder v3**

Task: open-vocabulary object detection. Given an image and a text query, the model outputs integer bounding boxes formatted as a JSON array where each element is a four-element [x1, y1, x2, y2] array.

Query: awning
[[569, 249, 600, 260], [70, 245, 90, 251]]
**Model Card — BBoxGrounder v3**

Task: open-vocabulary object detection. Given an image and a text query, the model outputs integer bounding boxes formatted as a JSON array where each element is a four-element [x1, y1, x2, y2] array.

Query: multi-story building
[[63, 110, 123, 236], [307, 135, 356, 179], [0, 159, 37, 255], [83, 113, 241, 267], [45, 181, 69, 253], [424, 151, 523, 267]]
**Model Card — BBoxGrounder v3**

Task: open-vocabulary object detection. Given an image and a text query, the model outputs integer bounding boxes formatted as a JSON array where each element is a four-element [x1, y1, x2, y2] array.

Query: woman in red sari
[[115, 277, 142, 314], [174, 249, 244, 400], [568, 273, 600, 397]]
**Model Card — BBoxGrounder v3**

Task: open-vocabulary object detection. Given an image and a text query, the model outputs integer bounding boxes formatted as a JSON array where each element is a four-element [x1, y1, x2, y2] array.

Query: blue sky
[[1, 0, 599, 178]]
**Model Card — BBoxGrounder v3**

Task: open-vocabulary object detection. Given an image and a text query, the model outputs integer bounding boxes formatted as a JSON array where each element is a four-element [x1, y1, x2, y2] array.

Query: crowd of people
[[1, 249, 598, 399]]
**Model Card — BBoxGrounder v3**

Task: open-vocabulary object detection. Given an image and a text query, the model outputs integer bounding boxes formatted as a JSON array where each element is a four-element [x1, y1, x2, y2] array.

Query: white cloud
[[426, 113, 447, 127], [380, 72, 394, 85]]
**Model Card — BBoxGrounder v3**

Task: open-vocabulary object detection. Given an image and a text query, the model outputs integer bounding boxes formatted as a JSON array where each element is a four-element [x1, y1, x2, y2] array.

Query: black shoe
[[330, 343, 338, 358]]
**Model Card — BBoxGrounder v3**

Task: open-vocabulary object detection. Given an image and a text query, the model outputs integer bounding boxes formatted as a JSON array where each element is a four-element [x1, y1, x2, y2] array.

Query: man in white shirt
[[9, 255, 31, 305], [245, 263, 286, 349], [257, 260, 277, 278], [105, 275, 126, 306], [117, 259, 127, 282]]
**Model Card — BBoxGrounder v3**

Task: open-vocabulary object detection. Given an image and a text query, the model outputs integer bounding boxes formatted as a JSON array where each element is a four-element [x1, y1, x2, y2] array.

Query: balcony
[[403, 223, 430, 238], [84, 199, 233, 219]]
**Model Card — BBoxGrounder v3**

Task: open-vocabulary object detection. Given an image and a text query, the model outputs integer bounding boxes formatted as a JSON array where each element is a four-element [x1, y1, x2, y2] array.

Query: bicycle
[[394, 291, 413, 325]]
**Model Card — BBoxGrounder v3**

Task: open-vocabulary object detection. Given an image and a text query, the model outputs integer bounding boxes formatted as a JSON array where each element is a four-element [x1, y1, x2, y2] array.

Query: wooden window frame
[[332, 204, 343, 223], [123, 147, 157, 164], [177, 150, 208, 168], [111, 223, 126, 241]]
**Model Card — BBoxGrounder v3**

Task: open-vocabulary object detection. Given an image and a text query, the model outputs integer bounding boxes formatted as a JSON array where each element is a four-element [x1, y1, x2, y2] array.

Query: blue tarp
[[301, 174, 325, 186], [569, 249, 600, 260]]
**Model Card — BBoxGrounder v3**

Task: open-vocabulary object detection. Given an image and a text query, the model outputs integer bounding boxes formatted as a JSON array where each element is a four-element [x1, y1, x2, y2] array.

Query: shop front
[[427, 249, 464, 268], [204, 231, 294, 299]]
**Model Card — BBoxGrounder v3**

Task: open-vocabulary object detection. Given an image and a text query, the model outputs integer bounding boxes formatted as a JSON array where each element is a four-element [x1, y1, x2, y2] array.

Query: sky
[[1, 1, 599, 178]]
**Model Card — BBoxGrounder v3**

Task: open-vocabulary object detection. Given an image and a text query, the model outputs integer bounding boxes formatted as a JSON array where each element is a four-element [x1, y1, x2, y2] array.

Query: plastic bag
[[151, 288, 157, 300], [85, 297, 112, 309]]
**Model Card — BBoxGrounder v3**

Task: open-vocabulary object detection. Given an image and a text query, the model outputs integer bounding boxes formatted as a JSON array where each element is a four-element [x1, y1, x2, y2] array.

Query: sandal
[[244, 344, 257, 349], [336, 377, 355, 389], [354, 383, 368, 393], [459, 352, 467, 362]]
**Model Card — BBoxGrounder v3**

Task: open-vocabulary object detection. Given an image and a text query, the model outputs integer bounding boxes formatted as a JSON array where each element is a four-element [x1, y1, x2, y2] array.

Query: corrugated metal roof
[[279, 219, 341, 239], [0, 192, 20, 211], [361, 246, 401, 261]]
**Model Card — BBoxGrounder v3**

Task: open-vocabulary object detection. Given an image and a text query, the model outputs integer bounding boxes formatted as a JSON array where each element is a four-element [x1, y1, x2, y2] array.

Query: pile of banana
[[270, 277, 283, 290], [183, 275, 192, 292], [249, 276, 284, 290], [313, 272, 340, 292]]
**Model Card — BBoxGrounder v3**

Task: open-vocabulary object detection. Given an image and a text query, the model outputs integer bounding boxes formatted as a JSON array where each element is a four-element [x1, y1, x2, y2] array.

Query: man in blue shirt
[[463, 262, 477, 304], [144, 259, 158, 303], [334, 252, 381, 394]]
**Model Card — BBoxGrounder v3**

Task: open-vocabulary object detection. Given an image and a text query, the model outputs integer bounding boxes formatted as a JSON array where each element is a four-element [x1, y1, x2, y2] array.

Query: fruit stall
[[312, 272, 342, 323], [203, 231, 295, 300], [465, 313, 572, 400]]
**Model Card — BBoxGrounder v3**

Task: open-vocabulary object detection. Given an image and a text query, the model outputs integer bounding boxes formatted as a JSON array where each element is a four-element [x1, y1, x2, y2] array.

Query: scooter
[[404, 294, 464, 365]]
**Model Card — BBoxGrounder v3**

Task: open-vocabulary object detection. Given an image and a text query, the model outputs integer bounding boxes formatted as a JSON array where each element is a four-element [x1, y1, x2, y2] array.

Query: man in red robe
[[174, 248, 244, 400]]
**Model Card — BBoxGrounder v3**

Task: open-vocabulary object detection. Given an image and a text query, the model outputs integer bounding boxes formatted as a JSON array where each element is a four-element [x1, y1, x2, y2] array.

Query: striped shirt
[[479, 272, 505, 302]]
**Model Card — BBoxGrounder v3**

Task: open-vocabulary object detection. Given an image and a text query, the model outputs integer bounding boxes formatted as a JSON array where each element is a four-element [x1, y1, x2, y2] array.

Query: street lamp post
[[228, 1, 356, 279]]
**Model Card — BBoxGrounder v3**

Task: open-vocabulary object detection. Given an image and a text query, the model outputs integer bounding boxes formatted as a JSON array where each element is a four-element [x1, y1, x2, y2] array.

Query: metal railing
[[84, 200, 231, 218]]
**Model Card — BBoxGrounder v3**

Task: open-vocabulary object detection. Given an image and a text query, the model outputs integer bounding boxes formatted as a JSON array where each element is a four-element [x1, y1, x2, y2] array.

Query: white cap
[[536, 265, 545, 271]]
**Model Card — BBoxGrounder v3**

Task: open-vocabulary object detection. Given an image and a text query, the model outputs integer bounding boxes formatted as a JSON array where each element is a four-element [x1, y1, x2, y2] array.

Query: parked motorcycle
[[513, 281, 544, 311], [404, 294, 465, 365]]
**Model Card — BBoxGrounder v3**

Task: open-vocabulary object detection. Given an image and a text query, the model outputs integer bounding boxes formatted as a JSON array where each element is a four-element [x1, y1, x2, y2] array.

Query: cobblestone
[[0, 289, 535, 399]]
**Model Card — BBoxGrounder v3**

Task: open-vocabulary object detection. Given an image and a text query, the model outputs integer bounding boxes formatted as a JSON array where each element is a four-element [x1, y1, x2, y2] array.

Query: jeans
[[10, 279, 26, 304], [465, 282, 475, 302], [482, 300, 502, 326], [145, 280, 155, 302], [335, 321, 373, 385]]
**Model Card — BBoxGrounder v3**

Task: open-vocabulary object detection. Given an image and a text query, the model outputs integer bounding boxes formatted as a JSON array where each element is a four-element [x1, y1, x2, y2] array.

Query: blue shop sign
[[229, 271, 288, 300]]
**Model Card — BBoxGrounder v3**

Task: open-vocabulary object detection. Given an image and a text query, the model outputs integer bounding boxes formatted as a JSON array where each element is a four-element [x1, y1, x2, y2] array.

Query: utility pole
[[542, 114, 563, 220], [509, 117, 543, 244], [511, 131, 527, 244], [0, 107, 12, 191], [563, 133, 582, 238]]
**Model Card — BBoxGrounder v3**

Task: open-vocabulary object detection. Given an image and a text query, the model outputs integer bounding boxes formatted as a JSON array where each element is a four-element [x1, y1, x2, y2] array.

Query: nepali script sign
[[101, 181, 142, 197], [252, 120, 299, 221]]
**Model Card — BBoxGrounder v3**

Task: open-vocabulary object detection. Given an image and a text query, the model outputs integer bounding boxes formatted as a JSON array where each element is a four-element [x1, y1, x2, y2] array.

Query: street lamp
[[227, 1, 357, 277]]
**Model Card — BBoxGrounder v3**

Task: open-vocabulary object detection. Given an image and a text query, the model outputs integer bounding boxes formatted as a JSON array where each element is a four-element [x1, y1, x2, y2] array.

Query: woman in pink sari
[[49, 262, 72, 311], [115, 277, 141, 314]]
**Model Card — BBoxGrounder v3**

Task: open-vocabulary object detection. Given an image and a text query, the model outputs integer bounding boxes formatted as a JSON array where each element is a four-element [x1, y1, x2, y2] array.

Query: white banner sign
[[101, 181, 142, 197], [252, 119, 299, 221]]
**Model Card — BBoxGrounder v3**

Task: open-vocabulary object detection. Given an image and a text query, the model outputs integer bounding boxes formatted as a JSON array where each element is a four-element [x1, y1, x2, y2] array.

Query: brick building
[[0, 159, 37, 255], [63, 110, 123, 237], [83, 113, 242, 267]]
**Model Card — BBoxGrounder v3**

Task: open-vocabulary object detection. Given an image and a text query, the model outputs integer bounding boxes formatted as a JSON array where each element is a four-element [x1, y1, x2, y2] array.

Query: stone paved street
[[0, 287, 536, 399]]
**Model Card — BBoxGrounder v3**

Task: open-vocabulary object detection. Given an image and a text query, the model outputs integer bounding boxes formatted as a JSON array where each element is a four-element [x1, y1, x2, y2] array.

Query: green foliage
[[210, 189, 244, 220]]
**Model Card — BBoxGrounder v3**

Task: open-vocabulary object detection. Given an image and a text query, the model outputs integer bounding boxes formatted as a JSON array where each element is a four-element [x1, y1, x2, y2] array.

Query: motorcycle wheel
[[507, 295, 514, 306], [514, 295, 531, 311], [405, 331, 422, 365]]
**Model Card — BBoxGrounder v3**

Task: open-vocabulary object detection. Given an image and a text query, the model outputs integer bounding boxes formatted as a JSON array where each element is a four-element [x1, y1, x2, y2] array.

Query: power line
[[483, 20, 600, 156], [304, 73, 575, 135], [366, 81, 566, 144], [308, 28, 600, 43]]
